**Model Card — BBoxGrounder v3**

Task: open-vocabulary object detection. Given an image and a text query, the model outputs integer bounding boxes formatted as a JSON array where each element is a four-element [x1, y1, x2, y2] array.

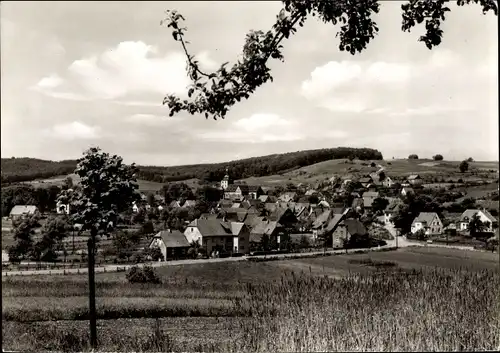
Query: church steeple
[[221, 167, 230, 190]]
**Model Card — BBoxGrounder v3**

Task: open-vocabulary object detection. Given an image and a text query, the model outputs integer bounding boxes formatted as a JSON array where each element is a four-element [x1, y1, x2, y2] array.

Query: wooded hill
[[1, 147, 383, 184]]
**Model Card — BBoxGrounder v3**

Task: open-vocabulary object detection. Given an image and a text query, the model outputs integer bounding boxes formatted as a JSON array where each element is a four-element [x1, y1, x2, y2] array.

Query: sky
[[1, 1, 498, 166]]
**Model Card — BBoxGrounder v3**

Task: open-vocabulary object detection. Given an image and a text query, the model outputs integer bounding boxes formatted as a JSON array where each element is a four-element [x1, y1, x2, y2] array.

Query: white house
[[459, 209, 498, 232], [184, 219, 204, 244], [411, 212, 443, 235], [401, 187, 415, 197], [132, 202, 140, 213], [9, 205, 39, 220], [56, 201, 70, 215]]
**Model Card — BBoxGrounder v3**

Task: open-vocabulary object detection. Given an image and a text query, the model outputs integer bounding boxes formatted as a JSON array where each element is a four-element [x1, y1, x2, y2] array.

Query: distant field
[[20, 174, 165, 193], [239, 159, 499, 187]]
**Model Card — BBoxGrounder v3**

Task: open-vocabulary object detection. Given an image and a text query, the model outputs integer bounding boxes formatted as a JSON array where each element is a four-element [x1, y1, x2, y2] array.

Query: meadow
[[239, 158, 499, 187], [2, 247, 500, 352]]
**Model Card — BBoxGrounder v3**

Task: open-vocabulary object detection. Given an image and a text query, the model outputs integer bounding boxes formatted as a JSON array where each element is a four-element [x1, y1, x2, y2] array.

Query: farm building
[[149, 230, 190, 261], [9, 205, 39, 220]]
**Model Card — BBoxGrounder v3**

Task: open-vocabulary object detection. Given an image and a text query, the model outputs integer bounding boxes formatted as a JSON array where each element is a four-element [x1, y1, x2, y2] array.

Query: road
[[2, 245, 400, 277], [2, 233, 480, 277]]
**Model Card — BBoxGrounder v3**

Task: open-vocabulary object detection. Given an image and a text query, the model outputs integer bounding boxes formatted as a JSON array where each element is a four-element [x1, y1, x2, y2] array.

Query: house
[[169, 200, 182, 208], [269, 207, 298, 229], [411, 212, 443, 235], [184, 218, 250, 254], [305, 189, 317, 196], [149, 230, 191, 261], [246, 185, 264, 200], [278, 192, 297, 203], [362, 191, 379, 210], [324, 215, 366, 248], [248, 217, 284, 249], [317, 200, 331, 209], [157, 205, 164, 211], [406, 174, 423, 186], [400, 187, 415, 197], [9, 205, 39, 220], [382, 176, 394, 188], [351, 198, 364, 211], [358, 176, 373, 188], [132, 202, 140, 213], [224, 184, 240, 200], [311, 210, 333, 238], [182, 200, 197, 208], [56, 200, 70, 215], [458, 209, 498, 232]]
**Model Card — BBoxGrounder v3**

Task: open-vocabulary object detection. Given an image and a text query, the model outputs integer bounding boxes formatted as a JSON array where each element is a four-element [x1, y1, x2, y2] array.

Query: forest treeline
[[1, 147, 383, 184]]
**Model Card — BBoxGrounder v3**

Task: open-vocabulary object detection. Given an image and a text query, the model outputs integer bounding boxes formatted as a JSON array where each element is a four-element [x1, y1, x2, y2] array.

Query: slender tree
[[57, 147, 140, 349]]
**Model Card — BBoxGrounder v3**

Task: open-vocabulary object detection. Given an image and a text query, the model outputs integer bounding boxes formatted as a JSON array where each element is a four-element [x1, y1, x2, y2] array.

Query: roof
[[412, 212, 439, 225], [247, 185, 262, 193], [231, 203, 242, 208], [305, 190, 317, 196], [230, 222, 245, 236], [154, 230, 190, 248], [325, 213, 344, 233], [9, 205, 38, 216], [312, 210, 331, 229], [196, 219, 233, 237], [258, 195, 269, 202], [359, 177, 372, 183], [249, 218, 279, 242], [408, 174, 421, 180], [236, 184, 249, 193], [183, 200, 196, 207], [460, 209, 497, 223], [401, 187, 414, 193], [343, 218, 368, 236], [363, 191, 379, 198], [225, 185, 238, 192]]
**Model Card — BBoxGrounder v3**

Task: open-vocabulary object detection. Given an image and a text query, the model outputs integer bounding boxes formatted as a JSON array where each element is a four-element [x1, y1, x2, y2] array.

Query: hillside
[[1, 147, 383, 185], [239, 159, 499, 186]]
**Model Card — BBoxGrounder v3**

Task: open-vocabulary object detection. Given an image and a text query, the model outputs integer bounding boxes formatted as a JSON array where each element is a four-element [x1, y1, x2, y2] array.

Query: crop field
[[2, 247, 499, 352]]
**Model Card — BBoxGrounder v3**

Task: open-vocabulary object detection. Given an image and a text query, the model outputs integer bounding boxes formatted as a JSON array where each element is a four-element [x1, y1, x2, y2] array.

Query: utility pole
[[87, 229, 97, 350]]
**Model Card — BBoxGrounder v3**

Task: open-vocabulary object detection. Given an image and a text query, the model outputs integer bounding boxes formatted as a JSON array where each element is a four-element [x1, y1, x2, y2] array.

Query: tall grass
[[3, 268, 499, 352]]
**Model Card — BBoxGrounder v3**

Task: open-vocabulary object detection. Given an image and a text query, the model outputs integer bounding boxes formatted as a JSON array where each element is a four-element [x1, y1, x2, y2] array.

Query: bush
[[408, 154, 419, 160], [433, 154, 444, 161], [126, 265, 162, 284]]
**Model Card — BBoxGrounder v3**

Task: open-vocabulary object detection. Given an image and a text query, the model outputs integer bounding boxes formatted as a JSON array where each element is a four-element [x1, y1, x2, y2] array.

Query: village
[[4, 161, 499, 267]]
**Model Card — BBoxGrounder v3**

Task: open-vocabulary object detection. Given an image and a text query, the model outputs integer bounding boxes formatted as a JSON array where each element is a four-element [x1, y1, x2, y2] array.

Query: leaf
[[173, 32, 178, 41]]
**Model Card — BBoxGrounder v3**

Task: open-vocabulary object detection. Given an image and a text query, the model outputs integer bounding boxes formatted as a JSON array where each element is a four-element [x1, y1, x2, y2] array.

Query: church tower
[[221, 167, 230, 190]]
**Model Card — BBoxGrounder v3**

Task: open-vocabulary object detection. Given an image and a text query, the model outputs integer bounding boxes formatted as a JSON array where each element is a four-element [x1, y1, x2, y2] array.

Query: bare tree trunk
[[87, 229, 97, 349]]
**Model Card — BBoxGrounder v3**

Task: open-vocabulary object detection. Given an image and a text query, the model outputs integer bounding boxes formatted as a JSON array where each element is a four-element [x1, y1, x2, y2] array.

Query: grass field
[[2, 247, 499, 352], [239, 159, 499, 187]]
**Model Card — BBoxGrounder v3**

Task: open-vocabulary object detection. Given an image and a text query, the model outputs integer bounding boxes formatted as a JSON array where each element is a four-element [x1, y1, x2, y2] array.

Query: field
[[239, 159, 499, 187], [2, 247, 499, 352]]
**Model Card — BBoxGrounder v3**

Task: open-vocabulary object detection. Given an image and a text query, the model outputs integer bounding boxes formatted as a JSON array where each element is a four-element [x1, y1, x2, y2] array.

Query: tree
[[146, 193, 155, 207], [408, 154, 419, 160], [299, 235, 310, 249], [459, 160, 469, 173], [467, 157, 474, 162], [8, 215, 39, 262], [33, 216, 71, 262], [63, 176, 74, 190], [187, 240, 201, 258], [371, 197, 390, 214], [433, 154, 444, 161], [162, 1, 497, 120], [56, 147, 140, 349], [141, 220, 155, 235], [468, 213, 486, 236]]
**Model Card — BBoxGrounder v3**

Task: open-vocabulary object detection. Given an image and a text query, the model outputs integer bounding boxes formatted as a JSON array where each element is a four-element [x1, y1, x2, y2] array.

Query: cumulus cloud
[[35, 74, 64, 89], [34, 41, 218, 102], [198, 113, 302, 143], [300, 48, 490, 115], [43, 121, 101, 140]]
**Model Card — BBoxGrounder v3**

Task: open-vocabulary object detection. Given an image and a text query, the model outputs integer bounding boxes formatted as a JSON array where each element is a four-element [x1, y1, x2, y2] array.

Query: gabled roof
[[312, 210, 331, 229], [183, 200, 197, 207], [249, 218, 279, 242], [359, 177, 373, 183], [236, 184, 249, 193], [230, 222, 246, 236], [325, 213, 345, 233], [9, 205, 38, 216], [154, 230, 190, 248], [195, 219, 233, 237], [412, 212, 439, 225], [343, 218, 368, 236], [169, 200, 181, 208], [401, 187, 414, 193], [258, 195, 270, 202], [408, 174, 421, 180], [460, 209, 497, 223]]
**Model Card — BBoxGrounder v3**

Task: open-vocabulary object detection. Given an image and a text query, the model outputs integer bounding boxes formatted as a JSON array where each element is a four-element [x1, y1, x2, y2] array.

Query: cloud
[[198, 113, 303, 143], [43, 121, 101, 140], [34, 41, 218, 102], [300, 49, 490, 115], [125, 113, 181, 126], [35, 74, 64, 89]]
